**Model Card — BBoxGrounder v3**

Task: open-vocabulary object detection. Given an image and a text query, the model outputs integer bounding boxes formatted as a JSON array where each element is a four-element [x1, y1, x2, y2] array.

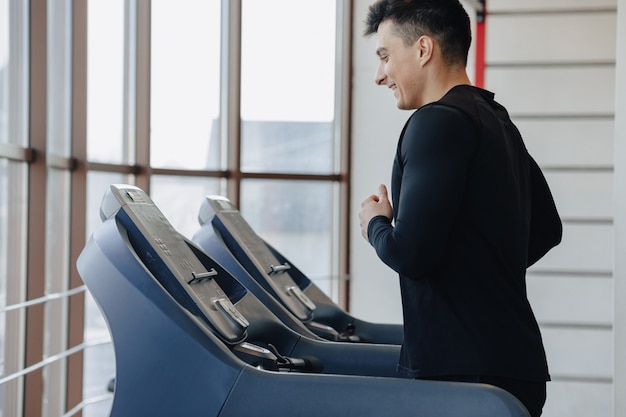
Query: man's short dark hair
[[364, 0, 471, 67]]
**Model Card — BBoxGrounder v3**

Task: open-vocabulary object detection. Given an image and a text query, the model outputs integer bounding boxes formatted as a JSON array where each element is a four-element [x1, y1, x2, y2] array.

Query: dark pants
[[419, 375, 546, 417]]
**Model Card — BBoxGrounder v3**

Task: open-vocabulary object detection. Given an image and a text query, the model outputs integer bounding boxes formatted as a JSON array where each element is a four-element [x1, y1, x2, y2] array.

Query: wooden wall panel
[[544, 381, 613, 417], [487, 13, 616, 64], [487, 66, 616, 116], [488, 0, 617, 13], [518, 119, 614, 168], [532, 224, 614, 273], [542, 327, 613, 378], [527, 274, 613, 325], [544, 171, 613, 219]]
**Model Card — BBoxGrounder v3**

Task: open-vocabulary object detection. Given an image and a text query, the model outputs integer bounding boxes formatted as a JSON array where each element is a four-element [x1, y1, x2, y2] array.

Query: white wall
[[349, 0, 622, 416], [349, 0, 409, 324]]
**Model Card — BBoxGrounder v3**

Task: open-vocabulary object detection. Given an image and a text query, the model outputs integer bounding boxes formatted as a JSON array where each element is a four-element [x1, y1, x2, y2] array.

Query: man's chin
[[396, 101, 417, 111], [394, 95, 417, 110]]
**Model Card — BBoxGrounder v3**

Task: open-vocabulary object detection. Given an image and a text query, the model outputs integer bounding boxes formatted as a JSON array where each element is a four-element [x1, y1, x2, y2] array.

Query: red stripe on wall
[[474, 1, 486, 88]]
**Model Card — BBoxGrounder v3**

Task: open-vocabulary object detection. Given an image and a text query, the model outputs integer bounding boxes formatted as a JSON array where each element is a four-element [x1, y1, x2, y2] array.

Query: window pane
[[150, 0, 221, 170], [82, 342, 113, 417], [150, 176, 223, 239], [241, 120, 335, 173], [43, 169, 71, 417], [240, 179, 338, 297], [47, 0, 72, 156], [45, 169, 70, 298], [87, 0, 126, 163], [241, 0, 336, 174], [0, 0, 28, 147], [0, 0, 8, 143], [0, 160, 28, 417]]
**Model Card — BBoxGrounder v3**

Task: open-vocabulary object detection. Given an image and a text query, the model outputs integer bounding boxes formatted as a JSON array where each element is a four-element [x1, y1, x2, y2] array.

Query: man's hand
[[359, 184, 393, 241]]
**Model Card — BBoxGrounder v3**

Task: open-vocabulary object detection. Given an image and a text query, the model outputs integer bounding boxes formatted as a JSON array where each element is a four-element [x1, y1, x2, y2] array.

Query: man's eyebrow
[[376, 47, 388, 57]]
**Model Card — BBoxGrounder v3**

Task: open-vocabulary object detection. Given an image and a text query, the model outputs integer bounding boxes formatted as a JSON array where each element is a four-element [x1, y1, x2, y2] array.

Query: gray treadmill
[[76, 184, 530, 417], [194, 195, 403, 344]]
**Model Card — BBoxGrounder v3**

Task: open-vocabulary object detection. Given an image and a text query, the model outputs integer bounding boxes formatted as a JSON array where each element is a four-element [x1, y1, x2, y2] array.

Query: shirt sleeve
[[526, 156, 563, 266], [367, 104, 477, 278]]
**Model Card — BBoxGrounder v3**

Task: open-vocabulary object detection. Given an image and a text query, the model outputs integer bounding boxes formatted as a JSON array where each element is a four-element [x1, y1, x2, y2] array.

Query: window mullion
[[135, 0, 151, 192], [66, 0, 88, 412], [221, 0, 242, 205], [123, 0, 137, 170], [335, 0, 352, 310], [24, 0, 48, 415]]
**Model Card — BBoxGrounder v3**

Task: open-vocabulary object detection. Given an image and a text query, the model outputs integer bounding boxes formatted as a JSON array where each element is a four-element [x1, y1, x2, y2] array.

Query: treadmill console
[[200, 196, 316, 322], [101, 184, 249, 344]]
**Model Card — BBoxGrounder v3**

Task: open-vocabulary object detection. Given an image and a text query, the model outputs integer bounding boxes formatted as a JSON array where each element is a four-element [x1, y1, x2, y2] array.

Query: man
[[358, 1, 562, 416]]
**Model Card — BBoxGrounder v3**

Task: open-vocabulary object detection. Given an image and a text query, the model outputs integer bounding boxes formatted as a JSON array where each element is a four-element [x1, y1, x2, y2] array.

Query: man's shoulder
[[400, 90, 480, 150], [438, 85, 491, 117], [431, 84, 506, 130], [408, 86, 483, 128]]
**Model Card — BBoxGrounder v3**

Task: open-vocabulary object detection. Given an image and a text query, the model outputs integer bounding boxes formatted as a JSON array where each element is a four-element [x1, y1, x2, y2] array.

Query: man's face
[[374, 20, 424, 110]]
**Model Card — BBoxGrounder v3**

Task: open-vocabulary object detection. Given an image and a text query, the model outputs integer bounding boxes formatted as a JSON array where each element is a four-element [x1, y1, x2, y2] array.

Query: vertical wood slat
[[337, 0, 353, 310], [135, 0, 151, 193], [222, 0, 242, 206], [66, 0, 88, 414], [24, 0, 47, 415]]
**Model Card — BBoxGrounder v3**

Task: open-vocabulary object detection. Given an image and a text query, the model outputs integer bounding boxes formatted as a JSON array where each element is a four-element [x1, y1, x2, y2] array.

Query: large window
[[0, 1, 350, 415], [83, 3, 347, 415], [86, 0, 126, 165]]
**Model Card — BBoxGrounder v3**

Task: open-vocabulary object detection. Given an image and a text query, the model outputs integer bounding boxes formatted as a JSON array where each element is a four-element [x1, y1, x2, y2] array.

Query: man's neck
[[423, 64, 472, 105]]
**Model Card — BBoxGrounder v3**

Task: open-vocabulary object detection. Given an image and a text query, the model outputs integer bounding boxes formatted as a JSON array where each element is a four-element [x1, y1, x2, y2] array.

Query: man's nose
[[374, 64, 386, 86]]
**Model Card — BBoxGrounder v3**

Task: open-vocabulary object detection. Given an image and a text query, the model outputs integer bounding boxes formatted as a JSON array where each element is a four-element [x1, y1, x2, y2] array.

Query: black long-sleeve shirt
[[368, 85, 562, 380]]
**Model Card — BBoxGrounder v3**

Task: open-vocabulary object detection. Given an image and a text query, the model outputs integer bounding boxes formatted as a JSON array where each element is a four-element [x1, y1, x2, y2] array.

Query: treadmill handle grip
[[268, 263, 291, 275]]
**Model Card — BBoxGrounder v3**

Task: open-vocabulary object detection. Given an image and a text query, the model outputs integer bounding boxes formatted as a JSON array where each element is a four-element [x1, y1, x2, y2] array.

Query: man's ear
[[417, 35, 434, 66]]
